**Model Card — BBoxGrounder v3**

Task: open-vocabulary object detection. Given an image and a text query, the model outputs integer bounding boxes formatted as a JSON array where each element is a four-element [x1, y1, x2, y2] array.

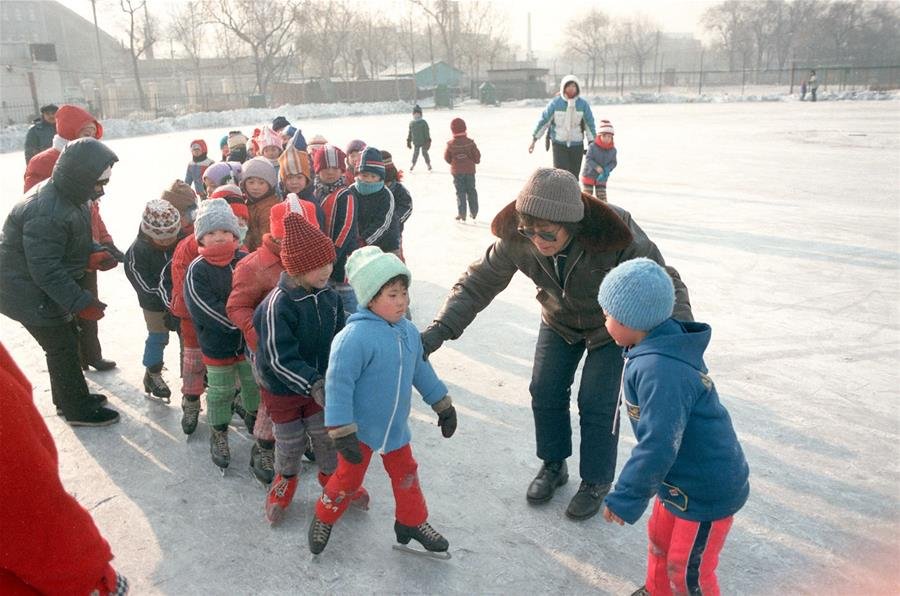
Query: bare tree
[[702, 0, 752, 70], [205, 0, 299, 96], [169, 2, 208, 103], [304, 0, 356, 79], [410, 0, 459, 67], [562, 9, 610, 90], [621, 14, 659, 86], [456, 0, 508, 86], [120, 0, 156, 110]]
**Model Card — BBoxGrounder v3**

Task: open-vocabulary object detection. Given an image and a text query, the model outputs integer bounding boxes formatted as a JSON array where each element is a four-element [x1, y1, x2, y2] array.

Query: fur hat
[[345, 139, 366, 155], [357, 147, 385, 180], [598, 120, 614, 135], [241, 156, 278, 189], [450, 118, 466, 135], [204, 162, 239, 186], [227, 131, 248, 150], [345, 246, 411, 307], [278, 145, 311, 182], [313, 144, 347, 173], [160, 180, 197, 215], [515, 168, 584, 223], [194, 198, 240, 241], [598, 258, 674, 332], [141, 199, 181, 241], [271, 115, 291, 132], [258, 126, 283, 150], [280, 212, 336, 276], [190, 139, 208, 153], [269, 194, 318, 239], [55, 105, 103, 141]]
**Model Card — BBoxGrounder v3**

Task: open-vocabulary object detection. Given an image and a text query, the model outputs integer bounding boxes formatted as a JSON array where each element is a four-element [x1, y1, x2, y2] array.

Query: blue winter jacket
[[604, 318, 750, 524], [253, 274, 344, 396], [580, 143, 617, 184], [325, 309, 448, 453], [183, 250, 247, 360], [531, 75, 596, 147]]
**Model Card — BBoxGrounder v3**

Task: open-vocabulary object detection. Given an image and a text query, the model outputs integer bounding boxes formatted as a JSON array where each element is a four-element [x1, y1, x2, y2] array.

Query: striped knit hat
[[269, 194, 318, 239], [278, 144, 311, 182], [357, 147, 385, 180], [258, 126, 283, 150], [313, 144, 347, 173], [281, 212, 336, 276], [598, 120, 614, 135]]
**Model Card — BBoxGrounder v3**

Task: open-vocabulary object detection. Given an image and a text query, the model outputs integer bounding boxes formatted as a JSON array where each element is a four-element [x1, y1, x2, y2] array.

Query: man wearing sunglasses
[[420, 168, 692, 521]]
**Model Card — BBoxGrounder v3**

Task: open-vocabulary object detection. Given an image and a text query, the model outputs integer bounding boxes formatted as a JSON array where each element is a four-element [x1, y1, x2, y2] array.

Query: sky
[[58, 0, 719, 59]]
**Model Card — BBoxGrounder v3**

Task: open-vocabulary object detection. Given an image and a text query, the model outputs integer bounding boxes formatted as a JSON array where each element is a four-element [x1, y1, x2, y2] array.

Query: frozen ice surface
[[1, 100, 898, 594]]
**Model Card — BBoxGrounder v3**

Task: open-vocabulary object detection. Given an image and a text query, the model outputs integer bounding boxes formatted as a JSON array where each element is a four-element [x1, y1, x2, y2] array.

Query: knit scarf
[[198, 239, 238, 266], [355, 180, 384, 195], [192, 152, 209, 163], [314, 177, 344, 198], [595, 136, 615, 150]]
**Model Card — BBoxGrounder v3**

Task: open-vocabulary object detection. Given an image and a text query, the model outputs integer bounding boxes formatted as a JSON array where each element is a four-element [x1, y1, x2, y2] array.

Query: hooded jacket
[[604, 319, 750, 523], [429, 195, 693, 351], [0, 138, 118, 327], [23, 105, 103, 192], [531, 75, 596, 147], [325, 309, 447, 453]]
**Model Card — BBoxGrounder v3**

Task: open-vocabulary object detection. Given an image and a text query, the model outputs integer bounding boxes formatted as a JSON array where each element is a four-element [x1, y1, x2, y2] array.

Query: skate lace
[[212, 431, 229, 455], [260, 448, 274, 470], [148, 372, 167, 389], [577, 481, 608, 498], [312, 520, 332, 542], [273, 478, 291, 497], [417, 522, 441, 542]]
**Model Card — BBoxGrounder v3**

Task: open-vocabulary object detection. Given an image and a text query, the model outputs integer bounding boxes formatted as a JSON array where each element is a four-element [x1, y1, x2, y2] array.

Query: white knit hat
[[140, 199, 181, 241]]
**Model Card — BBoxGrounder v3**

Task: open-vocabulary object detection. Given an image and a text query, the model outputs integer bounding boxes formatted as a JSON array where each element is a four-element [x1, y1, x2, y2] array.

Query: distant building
[[487, 62, 549, 100], [380, 61, 466, 90]]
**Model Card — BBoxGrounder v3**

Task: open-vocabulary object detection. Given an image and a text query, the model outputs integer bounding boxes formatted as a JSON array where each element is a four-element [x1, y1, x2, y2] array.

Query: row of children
[[125, 119, 456, 557]]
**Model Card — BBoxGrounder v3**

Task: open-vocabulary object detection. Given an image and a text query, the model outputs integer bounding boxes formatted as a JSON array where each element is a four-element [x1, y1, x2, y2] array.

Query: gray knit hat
[[194, 198, 240, 241], [515, 168, 584, 222]]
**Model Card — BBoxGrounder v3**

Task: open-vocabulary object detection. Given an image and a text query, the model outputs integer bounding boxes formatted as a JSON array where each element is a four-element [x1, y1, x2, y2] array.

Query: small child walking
[[184, 140, 214, 197], [444, 117, 481, 221], [581, 120, 617, 202], [307, 246, 457, 557], [597, 258, 750, 596], [406, 105, 432, 171], [184, 199, 260, 471]]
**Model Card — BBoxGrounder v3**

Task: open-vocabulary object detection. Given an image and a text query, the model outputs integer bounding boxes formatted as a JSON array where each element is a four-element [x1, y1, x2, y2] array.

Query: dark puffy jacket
[[430, 196, 693, 350], [407, 118, 430, 146], [124, 231, 175, 311], [388, 181, 412, 232], [24, 118, 56, 163], [184, 250, 248, 360], [354, 184, 401, 253], [0, 138, 118, 327]]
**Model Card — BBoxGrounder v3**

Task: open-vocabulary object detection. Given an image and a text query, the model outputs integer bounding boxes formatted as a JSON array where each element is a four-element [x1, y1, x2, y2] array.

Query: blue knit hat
[[598, 258, 674, 331], [357, 147, 385, 180], [345, 246, 411, 307]]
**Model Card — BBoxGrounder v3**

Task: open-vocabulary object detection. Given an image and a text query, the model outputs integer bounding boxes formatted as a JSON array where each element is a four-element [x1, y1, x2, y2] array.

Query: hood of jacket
[[490, 191, 633, 253], [559, 74, 582, 98], [626, 319, 711, 373], [50, 138, 118, 205]]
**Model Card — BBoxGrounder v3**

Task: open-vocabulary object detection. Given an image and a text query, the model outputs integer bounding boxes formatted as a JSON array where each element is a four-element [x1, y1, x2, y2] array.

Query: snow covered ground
[[1, 101, 898, 594]]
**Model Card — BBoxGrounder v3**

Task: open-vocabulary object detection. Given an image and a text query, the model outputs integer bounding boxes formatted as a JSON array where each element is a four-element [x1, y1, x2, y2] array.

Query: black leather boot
[[565, 481, 611, 520], [526, 460, 568, 503]]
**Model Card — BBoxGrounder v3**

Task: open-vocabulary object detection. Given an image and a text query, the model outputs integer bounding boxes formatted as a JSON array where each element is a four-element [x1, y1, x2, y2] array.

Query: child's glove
[[78, 298, 107, 321], [88, 250, 118, 271], [432, 396, 457, 438], [420, 320, 453, 360], [310, 378, 326, 407], [329, 424, 362, 464], [101, 242, 126, 263]]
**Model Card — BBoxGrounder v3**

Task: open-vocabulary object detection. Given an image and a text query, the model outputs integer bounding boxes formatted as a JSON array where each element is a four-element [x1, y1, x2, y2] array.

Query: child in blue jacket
[[308, 246, 457, 557], [597, 258, 750, 596], [581, 120, 617, 202]]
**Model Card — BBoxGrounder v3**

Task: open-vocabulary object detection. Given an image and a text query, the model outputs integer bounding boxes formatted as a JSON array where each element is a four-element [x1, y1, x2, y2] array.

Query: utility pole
[[89, 0, 106, 117]]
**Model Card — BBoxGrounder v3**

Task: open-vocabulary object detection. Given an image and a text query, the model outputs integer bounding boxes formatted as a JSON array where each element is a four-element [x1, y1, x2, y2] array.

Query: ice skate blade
[[144, 393, 171, 405], [392, 544, 451, 560]]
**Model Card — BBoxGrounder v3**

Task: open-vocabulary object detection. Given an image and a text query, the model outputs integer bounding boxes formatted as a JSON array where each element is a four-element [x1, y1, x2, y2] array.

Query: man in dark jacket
[[420, 168, 693, 521], [0, 137, 121, 426], [24, 104, 58, 164]]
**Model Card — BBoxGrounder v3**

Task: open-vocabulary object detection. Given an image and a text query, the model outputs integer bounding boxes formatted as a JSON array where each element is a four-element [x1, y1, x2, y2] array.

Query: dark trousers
[[452, 173, 478, 219], [76, 270, 103, 364], [529, 323, 623, 484], [24, 321, 92, 416], [412, 144, 431, 167], [552, 143, 584, 179]]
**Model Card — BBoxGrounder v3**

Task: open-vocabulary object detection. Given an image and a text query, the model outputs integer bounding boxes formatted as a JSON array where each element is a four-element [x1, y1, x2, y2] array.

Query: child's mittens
[[432, 396, 457, 438], [329, 423, 362, 464], [88, 249, 119, 271], [310, 379, 326, 407]]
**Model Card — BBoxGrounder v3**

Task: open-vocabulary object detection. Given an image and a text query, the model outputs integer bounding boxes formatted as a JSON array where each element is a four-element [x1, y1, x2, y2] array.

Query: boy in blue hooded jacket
[[597, 258, 749, 596], [308, 246, 457, 557]]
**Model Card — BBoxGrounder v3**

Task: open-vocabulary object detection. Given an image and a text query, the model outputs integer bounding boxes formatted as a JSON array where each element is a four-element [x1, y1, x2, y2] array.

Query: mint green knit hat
[[345, 246, 411, 307]]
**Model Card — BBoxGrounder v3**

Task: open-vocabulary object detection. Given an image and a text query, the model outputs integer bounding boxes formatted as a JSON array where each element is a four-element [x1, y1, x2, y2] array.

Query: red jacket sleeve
[[91, 201, 114, 245], [23, 149, 58, 193], [226, 255, 264, 352]]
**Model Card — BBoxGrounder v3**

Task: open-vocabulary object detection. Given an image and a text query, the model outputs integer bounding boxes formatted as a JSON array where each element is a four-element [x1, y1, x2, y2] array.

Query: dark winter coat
[[253, 274, 345, 396], [320, 186, 358, 283], [430, 195, 693, 350], [353, 183, 401, 253], [184, 250, 247, 360], [124, 231, 175, 312], [581, 142, 617, 185], [0, 138, 118, 327], [387, 181, 413, 231], [444, 136, 481, 175], [604, 318, 750, 524], [407, 118, 430, 147], [24, 118, 56, 163]]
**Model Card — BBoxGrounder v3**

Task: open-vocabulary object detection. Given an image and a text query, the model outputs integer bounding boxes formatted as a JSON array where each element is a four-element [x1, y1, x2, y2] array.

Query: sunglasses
[[518, 227, 559, 242]]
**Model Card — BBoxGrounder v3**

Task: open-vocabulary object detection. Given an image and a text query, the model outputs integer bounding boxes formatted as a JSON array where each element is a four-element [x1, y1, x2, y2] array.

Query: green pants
[[206, 360, 259, 427]]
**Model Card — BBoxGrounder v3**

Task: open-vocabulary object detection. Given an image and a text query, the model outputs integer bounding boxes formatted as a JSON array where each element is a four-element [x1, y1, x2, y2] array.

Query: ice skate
[[232, 391, 247, 420], [308, 515, 333, 554], [350, 486, 370, 510], [265, 474, 298, 525], [143, 365, 171, 403], [250, 442, 275, 486], [181, 397, 201, 436], [392, 521, 450, 560], [210, 427, 230, 472]]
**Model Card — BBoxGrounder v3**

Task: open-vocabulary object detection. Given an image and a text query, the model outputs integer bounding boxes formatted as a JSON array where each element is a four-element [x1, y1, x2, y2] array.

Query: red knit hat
[[190, 139, 208, 153], [269, 194, 319, 239], [281, 212, 336, 276], [450, 117, 467, 136], [313, 144, 347, 174], [209, 185, 249, 221]]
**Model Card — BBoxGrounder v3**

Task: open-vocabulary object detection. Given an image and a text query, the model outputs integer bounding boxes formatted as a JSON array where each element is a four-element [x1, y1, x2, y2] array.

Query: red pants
[[645, 499, 734, 596], [315, 442, 427, 526], [260, 387, 322, 424]]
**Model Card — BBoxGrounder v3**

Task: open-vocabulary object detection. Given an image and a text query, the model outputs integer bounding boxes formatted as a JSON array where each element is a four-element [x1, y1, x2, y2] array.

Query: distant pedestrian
[[24, 103, 57, 164], [407, 105, 432, 172], [580, 120, 617, 202], [800, 80, 807, 101], [529, 75, 596, 179], [809, 70, 819, 102], [444, 117, 480, 221]]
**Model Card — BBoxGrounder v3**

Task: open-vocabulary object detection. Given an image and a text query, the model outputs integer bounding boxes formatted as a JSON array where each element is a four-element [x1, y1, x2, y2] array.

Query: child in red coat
[[444, 118, 481, 222]]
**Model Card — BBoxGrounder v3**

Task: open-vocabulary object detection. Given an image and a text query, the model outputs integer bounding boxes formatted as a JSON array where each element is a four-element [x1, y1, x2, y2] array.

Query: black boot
[[64, 405, 120, 427], [308, 516, 333, 554], [181, 396, 201, 435], [143, 364, 172, 401], [82, 357, 117, 371], [565, 481, 611, 520], [56, 393, 108, 416], [526, 460, 568, 503], [630, 587, 650, 596], [394, 521, 449, 552]]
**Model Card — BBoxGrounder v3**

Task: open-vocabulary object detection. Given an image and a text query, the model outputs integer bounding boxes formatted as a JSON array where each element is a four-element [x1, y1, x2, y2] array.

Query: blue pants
[[452, 173, 478, 219], [529, 322, 623, 484]]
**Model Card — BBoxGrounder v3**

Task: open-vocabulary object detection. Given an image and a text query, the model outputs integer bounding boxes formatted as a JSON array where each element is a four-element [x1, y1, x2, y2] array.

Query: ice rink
[[1, 99, 898, 594]]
